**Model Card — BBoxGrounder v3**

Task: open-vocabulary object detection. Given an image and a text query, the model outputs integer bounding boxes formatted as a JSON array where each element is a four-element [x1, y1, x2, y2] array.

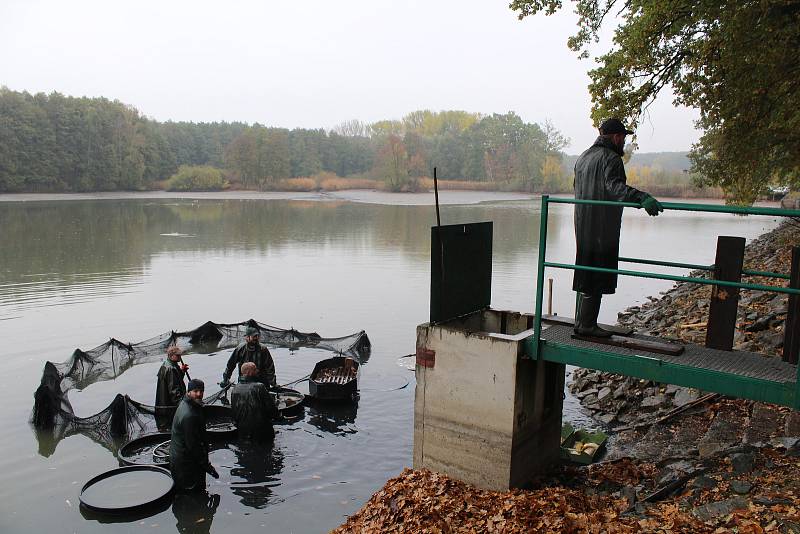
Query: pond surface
[[0, 191, 781, 533]]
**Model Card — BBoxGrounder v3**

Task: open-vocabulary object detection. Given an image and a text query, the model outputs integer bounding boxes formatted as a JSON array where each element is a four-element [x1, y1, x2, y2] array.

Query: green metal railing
[[532, 195, 800, 406]]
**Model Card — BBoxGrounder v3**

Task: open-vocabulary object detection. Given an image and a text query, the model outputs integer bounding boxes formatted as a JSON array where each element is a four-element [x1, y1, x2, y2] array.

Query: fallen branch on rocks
[[641, 467, 711, 504], [615, 393, 720, 432]]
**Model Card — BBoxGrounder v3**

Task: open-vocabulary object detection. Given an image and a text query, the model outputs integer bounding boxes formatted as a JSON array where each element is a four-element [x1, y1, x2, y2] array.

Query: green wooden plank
[[522, 337, 796, 408]]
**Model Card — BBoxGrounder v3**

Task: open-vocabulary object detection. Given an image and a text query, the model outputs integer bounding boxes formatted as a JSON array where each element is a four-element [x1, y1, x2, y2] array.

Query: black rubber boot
[[574, 293, 613, 338]]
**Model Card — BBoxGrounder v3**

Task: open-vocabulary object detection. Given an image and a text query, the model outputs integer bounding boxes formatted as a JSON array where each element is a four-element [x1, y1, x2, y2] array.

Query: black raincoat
[[222, 343, 276, 387], [155, 358, 186, 407], [573, 136, 647, 294], [231, 376, 278, 441], [170, 397, 212, 491]]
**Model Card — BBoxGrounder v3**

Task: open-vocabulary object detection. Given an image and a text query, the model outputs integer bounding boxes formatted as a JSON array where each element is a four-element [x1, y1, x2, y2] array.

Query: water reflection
[[228, 441, 284, 509], [172, 491, 220, 534], [0, 199, 548, 320], [305, 400, 359, 436]]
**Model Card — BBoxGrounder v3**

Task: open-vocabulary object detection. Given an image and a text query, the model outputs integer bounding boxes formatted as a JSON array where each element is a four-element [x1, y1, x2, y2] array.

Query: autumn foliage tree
[[373, 135, 414, 191], [510, 0, 800, 204]]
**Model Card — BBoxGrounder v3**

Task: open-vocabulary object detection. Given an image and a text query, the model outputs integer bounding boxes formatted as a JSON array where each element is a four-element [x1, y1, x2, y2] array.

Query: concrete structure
[[414, 308, 565, 491]]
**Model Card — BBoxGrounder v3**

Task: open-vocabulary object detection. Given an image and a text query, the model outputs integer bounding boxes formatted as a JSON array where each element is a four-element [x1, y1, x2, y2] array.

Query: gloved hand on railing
[[640, 195, 664, 216]]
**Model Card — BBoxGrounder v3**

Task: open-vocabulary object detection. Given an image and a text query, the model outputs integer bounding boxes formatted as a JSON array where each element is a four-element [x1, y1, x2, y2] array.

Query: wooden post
[[783, 246, 800, 364], [706, 236, 746, 351]]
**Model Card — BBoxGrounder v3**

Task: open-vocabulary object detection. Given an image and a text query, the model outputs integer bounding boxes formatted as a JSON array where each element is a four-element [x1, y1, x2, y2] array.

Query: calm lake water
[[0, 191, 781, 533]]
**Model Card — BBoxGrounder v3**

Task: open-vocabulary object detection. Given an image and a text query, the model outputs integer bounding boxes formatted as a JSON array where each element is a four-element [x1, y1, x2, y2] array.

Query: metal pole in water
[[434, 167, 441, 227], [547, 278, 553, 316]]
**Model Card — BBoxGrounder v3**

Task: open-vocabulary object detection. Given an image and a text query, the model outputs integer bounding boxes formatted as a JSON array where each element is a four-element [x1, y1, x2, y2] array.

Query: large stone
[[597, 387, 613, 404], [598, 413, 615, 425], [730, 452, 755, 474], [744, 403, 782, 445], [693, 497, 749, 522], [640, 394, 667, 410], [730, 480, 752, 495], [672, 387, 700, 407], [689, 475, 716, 490], [698, 407, 745, 458], [761, 331, 784, 351]]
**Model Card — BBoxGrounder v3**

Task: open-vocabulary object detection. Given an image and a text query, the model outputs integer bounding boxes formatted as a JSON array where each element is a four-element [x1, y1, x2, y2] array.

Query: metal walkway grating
[[540, 324, 797, 384]]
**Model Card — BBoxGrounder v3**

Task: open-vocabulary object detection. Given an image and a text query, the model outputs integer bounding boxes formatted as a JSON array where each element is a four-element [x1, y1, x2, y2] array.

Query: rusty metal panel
[[430, 222, 492, 323], [416, 347, 435, 368]]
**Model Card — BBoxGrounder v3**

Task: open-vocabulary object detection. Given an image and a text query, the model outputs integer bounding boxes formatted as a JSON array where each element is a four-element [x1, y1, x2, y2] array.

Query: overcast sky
[[1, 0, 700, 153]]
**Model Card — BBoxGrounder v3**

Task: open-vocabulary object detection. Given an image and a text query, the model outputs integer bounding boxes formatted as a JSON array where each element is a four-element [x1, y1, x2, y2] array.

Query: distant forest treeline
[[0, 87, 704, 195], [0, 88, 569, 193]]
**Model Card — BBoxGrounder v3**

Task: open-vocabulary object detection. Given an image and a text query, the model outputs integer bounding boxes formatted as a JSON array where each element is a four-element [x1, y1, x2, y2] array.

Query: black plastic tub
[[119, 432, 171, 466], [308, 356, 359, 402], [79, 465, 174, 515], [119, 406, 235, 466], [203, 404, 237, 436], [273, 387, 305, 416]]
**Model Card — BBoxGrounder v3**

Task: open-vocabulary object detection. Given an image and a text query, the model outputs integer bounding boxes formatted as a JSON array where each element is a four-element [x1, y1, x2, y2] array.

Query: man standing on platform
[[220, 326, 277, 388], [573, 118, 663, 337], [170, 379, 219, 491]]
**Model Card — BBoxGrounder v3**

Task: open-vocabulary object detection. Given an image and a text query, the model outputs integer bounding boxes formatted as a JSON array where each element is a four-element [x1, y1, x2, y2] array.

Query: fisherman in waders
[[170, 379, 219, 491], [573, 118, 663, 337], [231, 362, 278, 441], [220, 326, 277, 389], [155, 345, 189, 430]]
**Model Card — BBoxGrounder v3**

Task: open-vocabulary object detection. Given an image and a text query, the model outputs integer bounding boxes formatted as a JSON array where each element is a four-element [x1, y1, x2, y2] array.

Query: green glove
[[641, 195, 663, 216]]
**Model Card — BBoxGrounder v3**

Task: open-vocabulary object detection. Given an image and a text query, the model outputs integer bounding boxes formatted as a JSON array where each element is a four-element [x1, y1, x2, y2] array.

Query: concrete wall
[[414, 309, 564, 491]]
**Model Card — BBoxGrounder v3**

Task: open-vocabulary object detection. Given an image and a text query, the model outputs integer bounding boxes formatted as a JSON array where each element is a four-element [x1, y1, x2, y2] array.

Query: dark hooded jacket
[[231, 376, 278, 441], [170, 397, 212, 490], [222, 342, 276, 387], [573, 136, 648, 294], [156, 358, 186, 407]]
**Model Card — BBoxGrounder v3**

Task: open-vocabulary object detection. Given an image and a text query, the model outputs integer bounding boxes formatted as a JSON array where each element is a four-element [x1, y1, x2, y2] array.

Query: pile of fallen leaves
[[334, 448, 800, 533], [332, 467, 638, 533]]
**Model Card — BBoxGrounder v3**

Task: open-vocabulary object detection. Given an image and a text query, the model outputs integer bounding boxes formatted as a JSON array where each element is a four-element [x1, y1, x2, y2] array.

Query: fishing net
[[31, 319, 371, 456]]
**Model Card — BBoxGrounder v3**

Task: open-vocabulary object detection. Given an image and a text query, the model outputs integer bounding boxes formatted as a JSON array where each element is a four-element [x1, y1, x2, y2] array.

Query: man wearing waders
[[170, 379, 219, 491], [155, 345, 188, 430], [220, 326, 277, 389], [231, 362, 278, 441], [573, 118, 663, 337]]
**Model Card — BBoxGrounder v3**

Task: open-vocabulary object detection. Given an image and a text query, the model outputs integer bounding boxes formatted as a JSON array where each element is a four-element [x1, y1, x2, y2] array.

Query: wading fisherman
[[573, 118, 663, 337], [156, 346, 188, 407], [155, 346, 189, 430], [231, 362, 278, 441], [220, 326, 277, 389], [170, 379, 219, 491]]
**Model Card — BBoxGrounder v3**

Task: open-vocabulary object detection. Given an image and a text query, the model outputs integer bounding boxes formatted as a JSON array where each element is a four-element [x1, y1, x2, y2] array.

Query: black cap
[[245, 326, 260, 337], [187, 379, 205, 392], [599, 118, 634, 135]]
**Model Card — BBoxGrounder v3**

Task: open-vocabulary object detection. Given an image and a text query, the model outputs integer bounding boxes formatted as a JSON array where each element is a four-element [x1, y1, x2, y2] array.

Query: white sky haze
[[0, 0, 700, 152]]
